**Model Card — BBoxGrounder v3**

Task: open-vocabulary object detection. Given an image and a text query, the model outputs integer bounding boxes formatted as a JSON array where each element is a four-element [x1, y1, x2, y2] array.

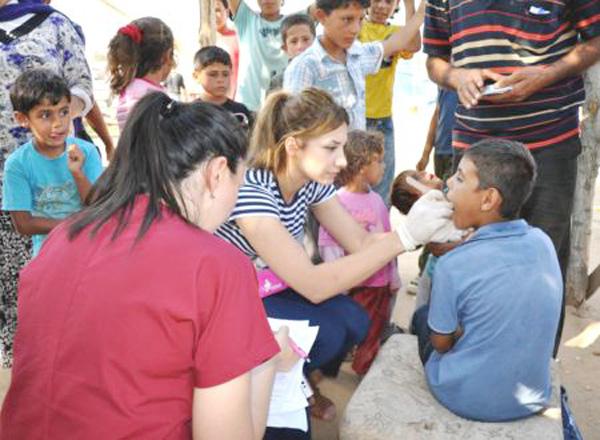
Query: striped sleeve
[[228, 184, 279, 221], [423, 0, 451, 58], [308, 183, 337, 206], [572, 0, 600, 40]]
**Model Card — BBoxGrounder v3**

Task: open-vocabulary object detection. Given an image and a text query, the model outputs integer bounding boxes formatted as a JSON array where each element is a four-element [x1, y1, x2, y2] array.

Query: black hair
[[193, 46, 232, 70], [68, 92, 247, 241], [317, 0, 370, 14], [464, 138, 537, 219], [218, 0, 229, 8], [391, 170, 419, 215], [10, 69, 71, 114], [281, 13, 316, 42]]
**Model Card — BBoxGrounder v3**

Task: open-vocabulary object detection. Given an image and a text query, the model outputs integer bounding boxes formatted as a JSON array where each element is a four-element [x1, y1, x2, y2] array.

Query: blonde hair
[[249, 88, 349, 174], [107, 17, 174, 95], [335, 130, 384, 186]]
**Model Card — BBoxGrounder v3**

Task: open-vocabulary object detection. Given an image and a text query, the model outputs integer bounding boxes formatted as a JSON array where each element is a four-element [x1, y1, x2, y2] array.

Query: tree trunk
[[566, 62, 600, 306], [199, 0, 216, 46]]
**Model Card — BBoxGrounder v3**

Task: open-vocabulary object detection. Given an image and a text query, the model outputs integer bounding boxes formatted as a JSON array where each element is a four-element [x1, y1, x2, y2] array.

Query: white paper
[[266, 318, 319, 432]]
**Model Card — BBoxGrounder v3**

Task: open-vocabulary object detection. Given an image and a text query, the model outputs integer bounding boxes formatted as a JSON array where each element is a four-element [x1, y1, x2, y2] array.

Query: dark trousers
[[263, 289, 370, 374], [263, 408, 311, 440], [453, 138, 580, 356], [410, 305, 434, 365]]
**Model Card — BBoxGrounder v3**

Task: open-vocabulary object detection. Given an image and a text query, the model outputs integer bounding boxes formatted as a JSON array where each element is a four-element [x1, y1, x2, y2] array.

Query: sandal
[[308, 386, 337, 421]]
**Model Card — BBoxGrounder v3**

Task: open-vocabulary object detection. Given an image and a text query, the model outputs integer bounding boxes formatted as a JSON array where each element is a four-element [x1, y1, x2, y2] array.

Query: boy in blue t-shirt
[[411, 138, 562, 422], [2, 69, 102, 256]]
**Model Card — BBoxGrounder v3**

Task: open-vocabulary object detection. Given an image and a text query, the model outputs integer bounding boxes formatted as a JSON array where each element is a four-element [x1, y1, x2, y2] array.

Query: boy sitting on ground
[[411, 138, 562, 421], [2, 69, 102, 257]]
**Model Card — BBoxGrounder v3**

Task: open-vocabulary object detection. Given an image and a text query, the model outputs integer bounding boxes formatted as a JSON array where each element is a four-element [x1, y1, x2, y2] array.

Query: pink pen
[[288, 337, 311, 363]]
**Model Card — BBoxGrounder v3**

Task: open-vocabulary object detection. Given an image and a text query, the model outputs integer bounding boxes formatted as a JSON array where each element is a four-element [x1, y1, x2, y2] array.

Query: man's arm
[[381, 0, 425, 59], [417, 104, 439, 171], [84, 101, 115, 161], [428, 35, 600, 108], [426, 56, 504, 109], [491, 34, 600, 103]]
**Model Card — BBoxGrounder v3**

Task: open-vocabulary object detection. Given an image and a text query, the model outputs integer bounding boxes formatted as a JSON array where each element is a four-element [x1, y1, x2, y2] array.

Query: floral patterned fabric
[[0, 11, 92, 367]]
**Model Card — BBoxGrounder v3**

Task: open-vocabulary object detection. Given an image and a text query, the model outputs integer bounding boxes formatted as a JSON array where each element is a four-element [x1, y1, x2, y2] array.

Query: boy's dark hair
[[69, 92, 247, 241], [10, 69, 71, 114], [281, 14, 316, 43], [335, 130, 383, 187], [464, 138, 537, 219], [391, 170, 419, 215], [194, 46, 232, 71], [317, 0, 370, 14], [218, 0, 229, 8]]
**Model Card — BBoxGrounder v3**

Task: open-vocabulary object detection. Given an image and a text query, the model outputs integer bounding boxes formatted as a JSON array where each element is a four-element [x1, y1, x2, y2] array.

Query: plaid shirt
[[283, 38, 384, 130]]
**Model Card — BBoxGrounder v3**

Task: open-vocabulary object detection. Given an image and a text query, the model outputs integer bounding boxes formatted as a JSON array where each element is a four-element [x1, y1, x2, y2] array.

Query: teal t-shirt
[[2, 137, 103, 255], [234, 1, 288, 111]]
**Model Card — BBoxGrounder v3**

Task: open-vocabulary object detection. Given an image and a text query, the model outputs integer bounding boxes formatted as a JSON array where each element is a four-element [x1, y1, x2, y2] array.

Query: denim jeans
[[367, 117, 395, 206], [262, 289, 370, 374], [410, 305, 434, 365]]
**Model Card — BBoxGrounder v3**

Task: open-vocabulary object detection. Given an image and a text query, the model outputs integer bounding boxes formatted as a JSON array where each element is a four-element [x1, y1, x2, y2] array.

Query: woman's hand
[[272, 326, 300, 372]]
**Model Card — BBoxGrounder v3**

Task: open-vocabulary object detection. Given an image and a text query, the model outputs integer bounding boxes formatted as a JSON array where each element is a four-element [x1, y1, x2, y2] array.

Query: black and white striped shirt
[[216, 168, 336, 261]]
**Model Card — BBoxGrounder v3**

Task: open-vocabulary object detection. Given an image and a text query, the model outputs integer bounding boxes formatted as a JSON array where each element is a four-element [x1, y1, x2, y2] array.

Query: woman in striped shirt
[[217, 87, 455, 423]]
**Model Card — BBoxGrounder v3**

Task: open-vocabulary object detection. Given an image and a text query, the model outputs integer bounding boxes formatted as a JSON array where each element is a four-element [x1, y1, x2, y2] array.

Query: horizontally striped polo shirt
[[424, 0, 600, 150], [216, 168, 336, 264]]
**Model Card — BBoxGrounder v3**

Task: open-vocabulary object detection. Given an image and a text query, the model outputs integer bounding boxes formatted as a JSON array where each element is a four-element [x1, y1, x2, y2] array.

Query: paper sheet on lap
[[267, 318, 319, 432]]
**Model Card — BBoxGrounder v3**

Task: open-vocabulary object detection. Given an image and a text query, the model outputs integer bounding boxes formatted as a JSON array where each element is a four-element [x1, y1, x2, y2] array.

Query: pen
[[288, 337, 311, 363]]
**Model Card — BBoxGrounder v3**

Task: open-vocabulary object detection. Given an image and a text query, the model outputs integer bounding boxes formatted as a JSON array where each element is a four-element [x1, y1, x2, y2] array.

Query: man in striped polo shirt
[[423, 0, 600, 354]]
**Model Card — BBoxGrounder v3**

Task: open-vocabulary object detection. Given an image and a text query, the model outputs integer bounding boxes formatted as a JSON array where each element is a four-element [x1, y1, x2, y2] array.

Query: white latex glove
[[396, 190, 454, 251], [430, 222, 468, 243]]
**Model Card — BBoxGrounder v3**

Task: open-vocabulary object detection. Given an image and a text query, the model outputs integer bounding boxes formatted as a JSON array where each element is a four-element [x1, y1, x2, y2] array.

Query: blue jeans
[[367, 117, 395, 206], [263, 289, 370, 374], [410, 305, 434, 365]]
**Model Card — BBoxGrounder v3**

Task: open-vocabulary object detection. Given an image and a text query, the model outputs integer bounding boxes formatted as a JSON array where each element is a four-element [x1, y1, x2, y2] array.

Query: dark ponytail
[[69, 92, 247, 241]]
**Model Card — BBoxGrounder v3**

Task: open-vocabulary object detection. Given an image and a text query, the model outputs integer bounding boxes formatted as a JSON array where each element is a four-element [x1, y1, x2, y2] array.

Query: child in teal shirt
[[2, 69, 102, 255]]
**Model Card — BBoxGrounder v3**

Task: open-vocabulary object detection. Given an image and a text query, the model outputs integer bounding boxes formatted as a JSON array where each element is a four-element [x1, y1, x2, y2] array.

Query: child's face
[[413, 170, 444, 191], [195, 63, 231, 99], [283, 24, 315, 59], [363, 153, 385, 188], [446, 157, 485, 229], [257, 0, 282, 18], [16, 97, 71, 151], [368, 0, 399, 24], [292, 124, 348, 186], [318, 3, 365, 50], [215, 0, 229, 29]]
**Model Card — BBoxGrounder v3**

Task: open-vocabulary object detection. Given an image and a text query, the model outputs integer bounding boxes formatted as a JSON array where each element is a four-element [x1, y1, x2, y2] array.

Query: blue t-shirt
[[434, 88, 458, 156], [2, 137, 102, 255], [426, 220, 561, 421]]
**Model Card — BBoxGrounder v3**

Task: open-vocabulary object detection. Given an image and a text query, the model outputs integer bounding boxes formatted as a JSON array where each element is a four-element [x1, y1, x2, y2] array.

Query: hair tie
[[118, 23, 143, 45], [160, 99, 177, 118]]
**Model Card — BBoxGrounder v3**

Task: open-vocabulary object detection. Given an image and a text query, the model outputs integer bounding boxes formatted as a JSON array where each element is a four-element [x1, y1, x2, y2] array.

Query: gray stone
[[340, 335, 562, 440]]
